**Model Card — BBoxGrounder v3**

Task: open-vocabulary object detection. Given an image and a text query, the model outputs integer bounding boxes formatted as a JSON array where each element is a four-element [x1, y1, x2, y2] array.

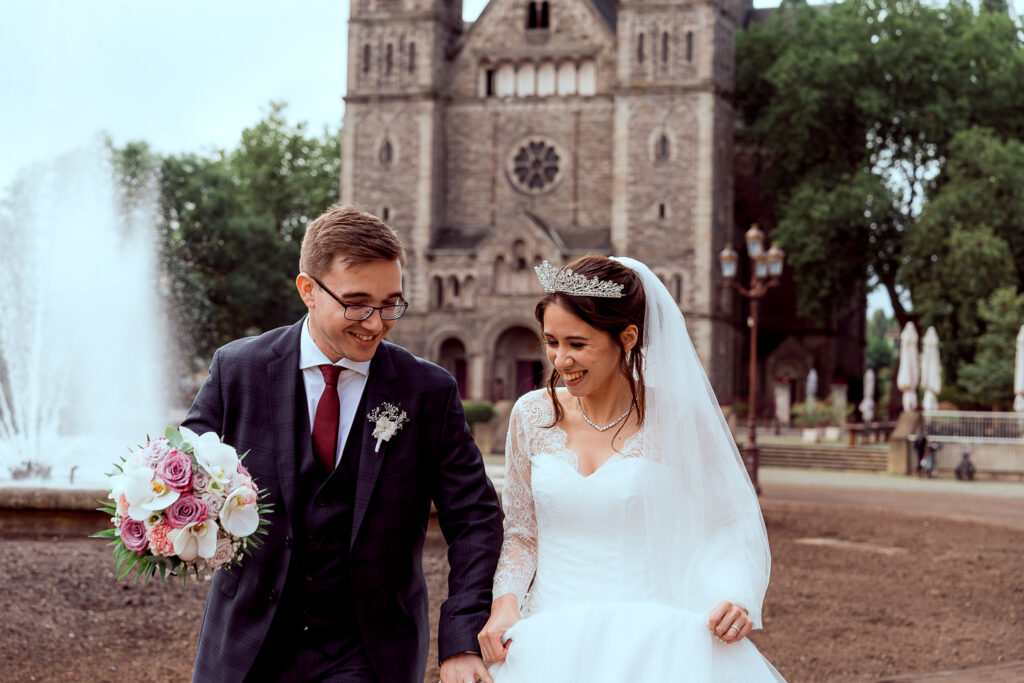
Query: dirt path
[[2, 476, 1022, 683], [761, 481, 1024, 530]]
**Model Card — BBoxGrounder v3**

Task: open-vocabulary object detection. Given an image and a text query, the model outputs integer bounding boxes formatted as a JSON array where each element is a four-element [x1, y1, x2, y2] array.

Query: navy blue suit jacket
[[183, 320, 502, 682]]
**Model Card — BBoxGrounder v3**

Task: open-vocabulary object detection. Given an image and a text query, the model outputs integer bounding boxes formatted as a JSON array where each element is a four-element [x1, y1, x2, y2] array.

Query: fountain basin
[[0, 486, 108, 538]]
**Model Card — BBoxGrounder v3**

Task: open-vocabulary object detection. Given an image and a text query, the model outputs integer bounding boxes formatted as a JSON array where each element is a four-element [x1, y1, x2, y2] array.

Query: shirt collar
[[300, 316, 372, 376]]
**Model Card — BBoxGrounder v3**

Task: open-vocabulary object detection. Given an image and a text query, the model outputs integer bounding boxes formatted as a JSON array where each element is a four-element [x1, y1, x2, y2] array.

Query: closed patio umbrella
[[859, 368, 875, 423], [806, 368, 818, 408], [1014, 325, 1024, 413], [920, 326, 941, 412], [896, 322, 919, 413]]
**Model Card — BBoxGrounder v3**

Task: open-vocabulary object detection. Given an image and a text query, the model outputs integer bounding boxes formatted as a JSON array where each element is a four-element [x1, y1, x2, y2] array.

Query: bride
[[477, 255, 784, 681]]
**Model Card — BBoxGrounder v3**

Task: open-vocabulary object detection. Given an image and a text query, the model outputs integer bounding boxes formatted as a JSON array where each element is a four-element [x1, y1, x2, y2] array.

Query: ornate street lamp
[[719, 224, 786, 494]]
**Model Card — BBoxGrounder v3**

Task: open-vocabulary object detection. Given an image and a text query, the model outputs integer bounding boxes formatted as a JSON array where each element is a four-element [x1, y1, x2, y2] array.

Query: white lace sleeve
[[492, 395, 539, 609]]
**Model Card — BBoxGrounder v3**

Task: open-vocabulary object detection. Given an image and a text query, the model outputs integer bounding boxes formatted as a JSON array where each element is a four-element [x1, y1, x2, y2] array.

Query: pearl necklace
[[576, 397, 633, 432]]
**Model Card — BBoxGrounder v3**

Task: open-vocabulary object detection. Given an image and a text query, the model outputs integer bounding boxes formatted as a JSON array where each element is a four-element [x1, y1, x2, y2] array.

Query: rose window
[[507, 137, 564, 195]]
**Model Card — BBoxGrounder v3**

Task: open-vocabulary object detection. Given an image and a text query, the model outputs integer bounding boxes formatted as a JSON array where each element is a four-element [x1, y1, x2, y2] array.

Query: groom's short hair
[[300, 204, 406, 277]]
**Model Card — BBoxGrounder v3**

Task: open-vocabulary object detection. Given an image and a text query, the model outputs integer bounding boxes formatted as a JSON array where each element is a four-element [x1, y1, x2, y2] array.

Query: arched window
[[672, 274, 683, 303], [686, 31, 694, 63], [658, 202, 666, 219], [363, 44, 371, 73], [382, 207, 390, 222], [540, 1, 550, 28], [637, 34, 645, 65], [408, 43, 416, 73], [380, 139, 393, 165], [431, 276, 444, 309], [386, 44, 393, 75], [448, 275, 461, 302], [662, 32, 669, 64], [527, 1, 538, 28], [513, 240, 528, 271], [655, 134, 670, 162]]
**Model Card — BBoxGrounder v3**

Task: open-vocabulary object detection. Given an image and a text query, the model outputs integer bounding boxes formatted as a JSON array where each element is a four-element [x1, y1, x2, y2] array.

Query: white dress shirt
[[299, 317, 372, 467]]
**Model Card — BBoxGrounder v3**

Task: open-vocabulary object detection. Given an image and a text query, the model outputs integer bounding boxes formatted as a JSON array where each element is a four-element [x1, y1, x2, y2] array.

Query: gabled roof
[[588, 0, 616, 31], [457, 0, 616, 55], [430, 210, 611, 255]]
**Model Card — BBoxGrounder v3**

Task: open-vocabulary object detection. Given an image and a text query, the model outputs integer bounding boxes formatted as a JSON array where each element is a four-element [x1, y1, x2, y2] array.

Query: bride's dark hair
[[535, 255, 647, 429]]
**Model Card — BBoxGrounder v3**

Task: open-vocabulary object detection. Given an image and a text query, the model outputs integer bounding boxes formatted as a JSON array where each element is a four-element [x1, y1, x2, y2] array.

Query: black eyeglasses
[[310, 275, 408, 321]]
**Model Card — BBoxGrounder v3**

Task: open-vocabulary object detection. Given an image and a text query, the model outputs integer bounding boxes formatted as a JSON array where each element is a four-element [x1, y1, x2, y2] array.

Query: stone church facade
[[342, 0, 757, 403]]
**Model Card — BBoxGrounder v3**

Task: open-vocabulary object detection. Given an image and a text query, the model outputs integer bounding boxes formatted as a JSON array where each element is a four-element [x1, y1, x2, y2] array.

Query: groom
[[183, 205, 502, 683]]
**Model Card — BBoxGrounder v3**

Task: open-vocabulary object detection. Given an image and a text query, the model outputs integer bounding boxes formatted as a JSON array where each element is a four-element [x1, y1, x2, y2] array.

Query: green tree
[[736, 0, 1024, 325], [866, 309, 897, 369], [957, 287, 1024, 408], [901, 127, 1024, 387], [119, 103, 341, 361]]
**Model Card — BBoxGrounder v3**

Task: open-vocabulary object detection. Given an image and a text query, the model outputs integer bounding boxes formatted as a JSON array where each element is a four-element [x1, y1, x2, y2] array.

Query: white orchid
[[220, 486, 260, 537], [117, 465, 181, 521], [179, 426, 239, 486], [167, 519, 220, 562]]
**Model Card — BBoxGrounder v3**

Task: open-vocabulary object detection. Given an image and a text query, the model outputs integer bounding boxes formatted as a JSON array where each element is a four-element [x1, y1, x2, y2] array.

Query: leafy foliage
[[111, 103, 341, 363], [902, 127, 1024, 389], [462, 400, 497, 425], [737, 0, 1024, 327], [957, 287, 1024, 408]]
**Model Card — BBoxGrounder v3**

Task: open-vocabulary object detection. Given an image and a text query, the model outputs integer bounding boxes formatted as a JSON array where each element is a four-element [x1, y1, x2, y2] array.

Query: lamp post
[[719, 224, 786, 495]]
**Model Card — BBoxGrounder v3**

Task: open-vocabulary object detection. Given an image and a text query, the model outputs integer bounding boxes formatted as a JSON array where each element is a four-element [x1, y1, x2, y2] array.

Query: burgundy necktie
[[313, 364, 343, 472]]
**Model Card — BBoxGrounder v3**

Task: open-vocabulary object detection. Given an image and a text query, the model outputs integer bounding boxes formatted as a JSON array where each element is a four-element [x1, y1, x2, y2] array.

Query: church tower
[[612, 0, 743, 391], [341, 0, 463, 307]]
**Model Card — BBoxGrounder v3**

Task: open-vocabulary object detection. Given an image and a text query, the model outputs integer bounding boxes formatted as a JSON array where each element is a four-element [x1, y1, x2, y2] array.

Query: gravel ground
[[1, 498, 1021, 683]]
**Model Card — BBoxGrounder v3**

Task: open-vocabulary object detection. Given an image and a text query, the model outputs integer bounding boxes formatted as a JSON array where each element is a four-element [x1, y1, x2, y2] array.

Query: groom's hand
[[439, 652, 492, 683]]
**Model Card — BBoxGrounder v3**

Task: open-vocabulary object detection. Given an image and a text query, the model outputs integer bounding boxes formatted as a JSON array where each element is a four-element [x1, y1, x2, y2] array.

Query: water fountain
[[0, 144, 168, 490]]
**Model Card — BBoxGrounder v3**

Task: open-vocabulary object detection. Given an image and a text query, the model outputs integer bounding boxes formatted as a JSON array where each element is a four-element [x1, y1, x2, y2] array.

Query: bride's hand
[[478, 593, 520, 663], [707, 600, 753, 644]]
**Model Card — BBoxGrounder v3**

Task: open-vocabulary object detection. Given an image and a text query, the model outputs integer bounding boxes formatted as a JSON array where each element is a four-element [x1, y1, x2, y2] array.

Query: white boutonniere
[[367, 402, 409, 453]]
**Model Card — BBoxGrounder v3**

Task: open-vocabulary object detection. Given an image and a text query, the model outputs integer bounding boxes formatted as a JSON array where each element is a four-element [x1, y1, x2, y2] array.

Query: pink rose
[[136, 437, 171, 467], [164, 495, 208, 529], [192, 470, 211, 493], [156, 450, 193, 492], [206, 537, 234, 569], [201, 492, 223, 518], [120, 518, 149, 555]]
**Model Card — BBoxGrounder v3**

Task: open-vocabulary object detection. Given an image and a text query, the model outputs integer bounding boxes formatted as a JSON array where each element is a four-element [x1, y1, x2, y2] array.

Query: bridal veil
[[611, 256, 771, 627]]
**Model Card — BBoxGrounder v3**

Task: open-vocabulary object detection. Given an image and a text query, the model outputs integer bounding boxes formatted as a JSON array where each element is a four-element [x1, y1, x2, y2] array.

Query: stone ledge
[[0, 487, 108, 511]]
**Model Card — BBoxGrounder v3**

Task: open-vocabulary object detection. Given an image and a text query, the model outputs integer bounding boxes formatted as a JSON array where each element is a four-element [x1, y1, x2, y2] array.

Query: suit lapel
[[351, 341, 400, 550], [266, 319, 305, 532]]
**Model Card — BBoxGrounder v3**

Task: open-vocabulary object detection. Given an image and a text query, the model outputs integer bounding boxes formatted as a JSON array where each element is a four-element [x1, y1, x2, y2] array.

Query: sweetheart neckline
[[535, 449, 642, 479]]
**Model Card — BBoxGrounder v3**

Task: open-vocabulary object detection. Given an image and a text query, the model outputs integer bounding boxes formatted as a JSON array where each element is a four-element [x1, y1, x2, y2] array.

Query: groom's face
[[299, 257, 404, 363]]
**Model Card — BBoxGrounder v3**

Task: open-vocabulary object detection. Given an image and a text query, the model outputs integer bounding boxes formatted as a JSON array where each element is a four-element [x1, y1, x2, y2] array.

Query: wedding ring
[[729, 624, 741, 633]]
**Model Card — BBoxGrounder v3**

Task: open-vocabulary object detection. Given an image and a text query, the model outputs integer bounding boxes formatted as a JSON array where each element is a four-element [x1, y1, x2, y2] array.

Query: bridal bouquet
[[93, 427, 270, 584]]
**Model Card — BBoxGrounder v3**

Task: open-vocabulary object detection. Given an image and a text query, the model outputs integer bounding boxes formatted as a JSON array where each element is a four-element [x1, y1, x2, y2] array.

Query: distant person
[[914, 432, 928, 475], [182, 205, 502, 683], [955, 452, 976, 481], [478, 256, 784, 681]]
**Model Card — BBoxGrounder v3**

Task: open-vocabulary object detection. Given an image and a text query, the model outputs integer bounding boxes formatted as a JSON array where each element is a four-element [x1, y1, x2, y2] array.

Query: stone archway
[[493, 326, 544, 401], [438, 338, 468, 398]]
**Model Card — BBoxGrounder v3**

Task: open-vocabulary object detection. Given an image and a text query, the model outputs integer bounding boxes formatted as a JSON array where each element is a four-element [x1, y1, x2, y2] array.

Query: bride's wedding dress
[[489, 390, 784, 682]]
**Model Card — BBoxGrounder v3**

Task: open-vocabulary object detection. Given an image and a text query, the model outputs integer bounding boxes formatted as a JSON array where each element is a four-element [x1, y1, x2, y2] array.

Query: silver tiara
[[534, 260, 625, 298]]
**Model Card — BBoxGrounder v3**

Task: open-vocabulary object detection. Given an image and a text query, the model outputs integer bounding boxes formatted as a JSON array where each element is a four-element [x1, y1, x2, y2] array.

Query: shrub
[[462, 400, 497, 426]]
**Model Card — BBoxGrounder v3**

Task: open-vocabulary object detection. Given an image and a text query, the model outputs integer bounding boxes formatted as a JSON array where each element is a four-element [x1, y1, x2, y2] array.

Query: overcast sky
[[2, 0, 1017, 315]]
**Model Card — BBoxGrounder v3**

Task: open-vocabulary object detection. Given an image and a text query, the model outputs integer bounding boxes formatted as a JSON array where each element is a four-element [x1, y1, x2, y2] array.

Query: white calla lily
[[167, 519, 220, 561], [220, 486, 259, 537], [181, 427, 239, 485]]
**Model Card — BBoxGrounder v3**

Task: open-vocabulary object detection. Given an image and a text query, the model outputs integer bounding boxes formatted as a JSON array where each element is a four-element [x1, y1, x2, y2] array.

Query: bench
[[843, 421, 896, 446]]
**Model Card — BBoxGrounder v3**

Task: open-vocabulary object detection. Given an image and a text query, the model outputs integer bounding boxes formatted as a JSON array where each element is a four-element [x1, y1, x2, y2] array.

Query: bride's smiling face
[[541, 302, 637, 398]]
